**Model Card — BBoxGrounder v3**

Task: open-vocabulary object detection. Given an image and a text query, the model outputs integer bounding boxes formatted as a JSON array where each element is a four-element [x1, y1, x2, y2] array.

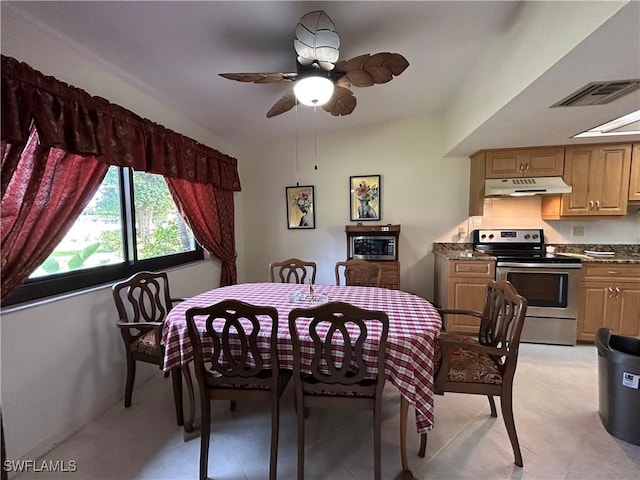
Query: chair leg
[[418, 434, 427, 458], [171, 367, 184, 426], [400, 396, 410, 471], [487, 395, 497, 417], [296, 388, 305, 480], [374, 398, 382, 480], [500, 391, 523, 467], [124, 354, 136, 407], [269, 395, 279, 480], [199, 397, 211, 480], [183, 365, 195, 433]]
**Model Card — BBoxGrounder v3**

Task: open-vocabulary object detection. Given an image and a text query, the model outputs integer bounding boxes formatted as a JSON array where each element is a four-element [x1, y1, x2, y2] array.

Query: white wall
[[239, 113, 470, 299], [1, 262, 220, 462], [1, 8, 242, 463]]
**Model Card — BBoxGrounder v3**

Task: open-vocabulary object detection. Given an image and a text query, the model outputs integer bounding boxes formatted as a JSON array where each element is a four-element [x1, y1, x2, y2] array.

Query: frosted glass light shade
[[294, 76, 334, 106]]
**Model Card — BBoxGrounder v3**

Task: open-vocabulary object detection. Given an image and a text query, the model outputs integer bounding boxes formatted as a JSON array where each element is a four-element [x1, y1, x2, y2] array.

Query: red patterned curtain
[[1, 55, 241, 297], [167, 179, 237, 285], [1, 129, 108, 298]]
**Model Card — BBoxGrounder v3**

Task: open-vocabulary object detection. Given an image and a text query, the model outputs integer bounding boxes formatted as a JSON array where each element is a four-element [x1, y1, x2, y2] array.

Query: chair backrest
[[288, 301, 389, 394], [478, 280, 528, 377], [269, 258, 317, 284], [186, 300, 280, 388], [112, 271, 174, 324], [335, 259, 383, 287]]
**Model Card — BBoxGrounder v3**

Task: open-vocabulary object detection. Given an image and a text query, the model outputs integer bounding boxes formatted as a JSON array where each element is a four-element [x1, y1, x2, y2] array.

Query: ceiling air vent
[[551, 80, 640, 107]]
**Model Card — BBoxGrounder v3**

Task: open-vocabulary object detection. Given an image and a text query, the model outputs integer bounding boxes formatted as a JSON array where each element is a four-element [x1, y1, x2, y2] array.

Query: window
[[4, 166, 203, 306]]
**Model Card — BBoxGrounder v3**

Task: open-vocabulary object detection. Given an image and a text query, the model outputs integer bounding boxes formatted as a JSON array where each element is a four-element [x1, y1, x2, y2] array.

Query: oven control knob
[[481, 234, 486, 239], [532, 234, 539, 239], [488, 234, 494, 239], [524, 234, 530, 239]]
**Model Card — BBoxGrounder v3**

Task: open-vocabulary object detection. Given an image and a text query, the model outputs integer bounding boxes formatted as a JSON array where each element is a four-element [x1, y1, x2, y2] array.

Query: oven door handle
[[497, 262, 583, 269]]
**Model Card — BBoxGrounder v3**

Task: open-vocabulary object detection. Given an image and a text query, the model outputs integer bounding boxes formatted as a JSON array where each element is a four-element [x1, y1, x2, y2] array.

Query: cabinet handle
[[615, 287, 621, 297], [519, 164, 524, 172], [589, 200, 594, 209], [595, 200, 600, 210], [524, 163, 530, 172], [607, 286, 614, 298], [607, 271, 620, 275]]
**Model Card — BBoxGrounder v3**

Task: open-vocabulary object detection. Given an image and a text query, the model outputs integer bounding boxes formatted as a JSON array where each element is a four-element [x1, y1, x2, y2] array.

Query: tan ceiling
[[3, 1, 639, 156]]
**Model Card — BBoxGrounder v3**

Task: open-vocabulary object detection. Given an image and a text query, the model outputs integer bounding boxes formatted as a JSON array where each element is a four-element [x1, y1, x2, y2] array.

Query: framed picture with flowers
[[286, 185, 315, 229], [350, 175, 381, 221]]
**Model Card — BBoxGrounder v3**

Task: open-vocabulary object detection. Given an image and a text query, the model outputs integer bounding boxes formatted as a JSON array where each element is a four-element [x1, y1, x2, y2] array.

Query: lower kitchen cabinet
[[434, 255, 495, 334], [578, 263, 640, 342]]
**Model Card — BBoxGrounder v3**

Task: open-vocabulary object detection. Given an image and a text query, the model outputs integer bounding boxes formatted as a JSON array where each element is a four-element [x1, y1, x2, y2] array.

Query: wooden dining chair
[[269, 257, 317, 284], [335, 259, 383, 287], [186, 300, 292, 480], [420, 280, 528, 467], [288, 301, 390, 480], [112, 271, 185, 424]]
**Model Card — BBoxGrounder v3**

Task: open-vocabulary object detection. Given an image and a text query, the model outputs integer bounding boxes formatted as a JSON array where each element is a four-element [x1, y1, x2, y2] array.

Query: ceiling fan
[[219, 10, 409, 118]]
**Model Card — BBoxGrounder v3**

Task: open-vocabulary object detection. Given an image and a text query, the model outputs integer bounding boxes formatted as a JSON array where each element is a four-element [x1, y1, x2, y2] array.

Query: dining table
[[162, 282, 442, 475]]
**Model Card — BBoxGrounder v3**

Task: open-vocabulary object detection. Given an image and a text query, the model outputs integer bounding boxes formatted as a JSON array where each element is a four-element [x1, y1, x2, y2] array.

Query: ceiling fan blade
[[219, 72, 297, 84], [266, 90, 297, 118], [294, 10, 340, 71], [322, 86, 356, 116], [334, 53, 409, 87]]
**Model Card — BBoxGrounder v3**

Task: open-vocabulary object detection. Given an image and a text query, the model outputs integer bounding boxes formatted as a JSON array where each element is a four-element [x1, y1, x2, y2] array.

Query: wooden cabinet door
[[598, 145, 631, 215], [578, 282, 613, 342], [629, 143, 640, 201], [618, 283, 640, 337], [561, 144, 631, 216], [560, 146, 593, 215], [485, 150, 523, 178], [485, 147, 564, 178], [446, 277, 490, 333], [524, 147, 565, 176], [578, 281, 615, 342]]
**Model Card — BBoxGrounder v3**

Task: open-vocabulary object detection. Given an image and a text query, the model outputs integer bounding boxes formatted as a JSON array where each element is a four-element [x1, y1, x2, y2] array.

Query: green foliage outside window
[[32, 167, 195, 278]]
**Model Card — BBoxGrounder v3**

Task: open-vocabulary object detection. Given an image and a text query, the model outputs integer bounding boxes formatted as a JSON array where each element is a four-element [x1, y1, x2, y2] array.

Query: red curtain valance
[[1, 55, 240, 191]]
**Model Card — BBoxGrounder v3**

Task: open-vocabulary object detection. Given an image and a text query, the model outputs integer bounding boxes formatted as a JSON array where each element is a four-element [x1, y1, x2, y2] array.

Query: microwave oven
[[349, 235, 397, 261]]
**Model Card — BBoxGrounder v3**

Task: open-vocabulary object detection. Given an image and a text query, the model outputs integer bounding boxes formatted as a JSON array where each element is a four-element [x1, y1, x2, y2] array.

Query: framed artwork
[[286, 185, 315, 229], [350, 175, 381, 221]]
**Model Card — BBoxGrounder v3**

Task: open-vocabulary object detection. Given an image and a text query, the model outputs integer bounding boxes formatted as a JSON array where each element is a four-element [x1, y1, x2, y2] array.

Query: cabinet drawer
[[582, 264, 640, 282], [449, 261, 494, 277]]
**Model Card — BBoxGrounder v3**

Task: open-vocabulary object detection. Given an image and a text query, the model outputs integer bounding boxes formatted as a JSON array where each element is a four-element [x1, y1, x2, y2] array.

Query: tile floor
[[13, 343, 640, 480]]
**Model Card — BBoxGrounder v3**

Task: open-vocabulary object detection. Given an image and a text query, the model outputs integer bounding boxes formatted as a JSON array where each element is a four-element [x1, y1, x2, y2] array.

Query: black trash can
[[596, 328, 640, 445]]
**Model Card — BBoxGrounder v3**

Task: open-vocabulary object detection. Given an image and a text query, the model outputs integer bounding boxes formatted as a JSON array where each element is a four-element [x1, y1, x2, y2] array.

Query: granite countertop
[[433, 243, 640, 264], [548, 244, 640, 264]]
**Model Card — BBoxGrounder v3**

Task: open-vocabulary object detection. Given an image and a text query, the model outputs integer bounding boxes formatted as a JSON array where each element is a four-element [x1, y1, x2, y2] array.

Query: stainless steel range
[[472, 228, 582, 346]]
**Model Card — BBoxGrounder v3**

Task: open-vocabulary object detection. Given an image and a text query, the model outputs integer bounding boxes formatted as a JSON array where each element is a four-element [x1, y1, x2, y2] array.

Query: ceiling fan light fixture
[[294, 76, 334, 106]]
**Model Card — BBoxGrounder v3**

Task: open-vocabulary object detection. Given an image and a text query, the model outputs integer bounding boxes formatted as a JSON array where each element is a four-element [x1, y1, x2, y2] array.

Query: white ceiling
[[3, 1, 640, 157]]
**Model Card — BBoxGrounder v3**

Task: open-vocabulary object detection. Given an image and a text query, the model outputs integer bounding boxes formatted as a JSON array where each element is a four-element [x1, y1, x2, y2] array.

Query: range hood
[[485, 177, 572, 196]]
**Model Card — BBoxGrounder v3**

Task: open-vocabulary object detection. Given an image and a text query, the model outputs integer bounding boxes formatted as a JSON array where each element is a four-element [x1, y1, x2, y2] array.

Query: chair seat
[[210, 370, 292, 390], [435, 333, 502, 385], [130, 330, 161, 355]]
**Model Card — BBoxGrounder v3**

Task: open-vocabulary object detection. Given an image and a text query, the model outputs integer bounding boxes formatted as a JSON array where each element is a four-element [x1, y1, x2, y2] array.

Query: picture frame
[[286, 185, 315, 229], [350, 175, 381, 221]]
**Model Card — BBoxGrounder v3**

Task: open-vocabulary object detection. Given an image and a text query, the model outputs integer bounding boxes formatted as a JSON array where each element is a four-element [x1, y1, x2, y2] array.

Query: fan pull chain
[[313, 107, 318, 170], [295, 102, 299, 186]]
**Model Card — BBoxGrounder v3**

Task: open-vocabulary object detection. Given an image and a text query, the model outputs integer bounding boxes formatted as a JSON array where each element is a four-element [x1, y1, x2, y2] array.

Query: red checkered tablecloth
[[162, 282, 442, 433]]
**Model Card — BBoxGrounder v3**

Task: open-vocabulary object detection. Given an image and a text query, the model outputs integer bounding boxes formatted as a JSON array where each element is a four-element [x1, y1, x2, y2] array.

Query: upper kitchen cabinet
[[629, 143, 640, 201], [469, 146, 565, 215], [485, 147, 565, 178], [541, 143, 632, 219]]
